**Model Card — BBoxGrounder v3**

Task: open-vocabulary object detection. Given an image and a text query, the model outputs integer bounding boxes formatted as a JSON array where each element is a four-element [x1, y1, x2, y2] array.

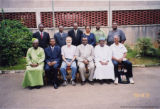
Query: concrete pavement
[[0, 67, 160, 109]]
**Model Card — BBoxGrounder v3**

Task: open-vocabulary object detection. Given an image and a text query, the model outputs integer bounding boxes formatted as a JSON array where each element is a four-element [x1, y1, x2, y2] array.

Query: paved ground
[[0, 67, 160, 109]]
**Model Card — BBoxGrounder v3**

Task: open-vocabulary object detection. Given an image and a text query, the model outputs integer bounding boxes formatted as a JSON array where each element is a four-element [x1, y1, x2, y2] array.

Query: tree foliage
[[0, 20, 32, 66]]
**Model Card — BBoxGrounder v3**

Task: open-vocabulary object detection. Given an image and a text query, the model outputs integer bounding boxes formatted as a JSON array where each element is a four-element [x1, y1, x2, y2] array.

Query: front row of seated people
[[22, 35, 134, 89]]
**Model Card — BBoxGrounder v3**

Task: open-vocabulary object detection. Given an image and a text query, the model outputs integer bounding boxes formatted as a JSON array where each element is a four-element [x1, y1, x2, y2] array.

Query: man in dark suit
[[54, 25, 68, 47], [33, 24, 50, 49], [68, 22, 83, 46], [44, 38, 61, 89]]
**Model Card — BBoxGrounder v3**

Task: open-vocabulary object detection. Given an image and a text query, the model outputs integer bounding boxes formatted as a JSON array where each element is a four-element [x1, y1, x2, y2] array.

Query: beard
[[67, 42, 72, 46], [34, 46, 38, 49]]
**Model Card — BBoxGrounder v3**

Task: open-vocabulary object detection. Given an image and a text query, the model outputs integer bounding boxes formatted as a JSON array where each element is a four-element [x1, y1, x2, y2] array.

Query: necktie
[[75, 30, 77, 37], [41, 32, 43, 39]]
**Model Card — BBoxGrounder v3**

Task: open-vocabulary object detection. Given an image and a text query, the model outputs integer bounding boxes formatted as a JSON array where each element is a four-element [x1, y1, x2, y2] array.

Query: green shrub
[[155, 48, 160, 58], [136, 37, 157, 57], [125, 44, 132, 53], [157, 30, 160, 47], [0, 19, 32, 66]]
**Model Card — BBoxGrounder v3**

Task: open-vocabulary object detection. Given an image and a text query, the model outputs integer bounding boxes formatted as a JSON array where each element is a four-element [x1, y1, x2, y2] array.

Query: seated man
[[111, 35, 134, 85], [44, 38, 61, 89], [60, 37, 77, 86], [22, 38, 45, 89], [76, 37, 95, 85], [93, 37, 115, 84]]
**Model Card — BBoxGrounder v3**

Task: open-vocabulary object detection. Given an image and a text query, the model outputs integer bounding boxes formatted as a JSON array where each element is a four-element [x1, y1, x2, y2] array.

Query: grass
[[0, 51, 159, 70], [128, 57, 160, 65], [127, 50, 160, 65], [0, 57, 26, 70]]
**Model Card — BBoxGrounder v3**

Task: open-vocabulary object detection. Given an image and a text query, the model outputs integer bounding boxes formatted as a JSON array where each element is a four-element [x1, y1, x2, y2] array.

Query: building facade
[[0, 0, 160, 45]]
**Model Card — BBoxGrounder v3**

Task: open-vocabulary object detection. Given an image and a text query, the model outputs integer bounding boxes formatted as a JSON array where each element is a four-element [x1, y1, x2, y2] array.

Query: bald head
[[66, 36, 72, 46], [114, 35, 120, 44]]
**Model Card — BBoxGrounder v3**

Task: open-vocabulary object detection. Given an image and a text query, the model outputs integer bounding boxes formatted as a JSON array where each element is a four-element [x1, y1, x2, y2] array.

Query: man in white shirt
[[111, 35, 134, 85], [60, 37, 77, 86], [76, 37, 95, 85]]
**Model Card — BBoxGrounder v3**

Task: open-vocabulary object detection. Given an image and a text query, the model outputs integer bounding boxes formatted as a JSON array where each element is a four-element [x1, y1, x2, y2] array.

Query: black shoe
[[28, 86, 34, 90], [106, 80, 111, 84], [81, 81, 86, 85], [35, 86, 41, 89], [53, 83, 58, 89], [88, 81, 94, 85], [100, 80, 104, 85]]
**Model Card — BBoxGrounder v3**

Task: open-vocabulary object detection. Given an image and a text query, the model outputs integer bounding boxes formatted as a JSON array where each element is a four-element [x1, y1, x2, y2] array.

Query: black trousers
[[112, 60, 133, 78], [45, 65, 59, 84]]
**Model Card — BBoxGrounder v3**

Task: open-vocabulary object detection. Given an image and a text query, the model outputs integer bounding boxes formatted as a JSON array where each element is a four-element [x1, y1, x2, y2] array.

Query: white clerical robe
[[93, 45, 115, 80]]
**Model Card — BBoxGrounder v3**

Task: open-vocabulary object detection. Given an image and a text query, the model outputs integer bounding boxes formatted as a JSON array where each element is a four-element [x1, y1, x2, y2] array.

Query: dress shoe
[[53, 83, 58, 89], [100, 80, 104, 85], [35, 86, 41, 89], [114, 78, 118, 85], [129, 77, 135, 84], [28, 86, 34, 90], [81, 81, 85, 85], [71, 80, 76, 86], [88, 81, 94, 85], [62, 80, 68, 86]]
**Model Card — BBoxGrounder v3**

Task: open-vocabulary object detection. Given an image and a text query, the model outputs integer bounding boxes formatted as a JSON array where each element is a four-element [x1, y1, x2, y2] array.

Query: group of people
[[22, 22, 134, 90]]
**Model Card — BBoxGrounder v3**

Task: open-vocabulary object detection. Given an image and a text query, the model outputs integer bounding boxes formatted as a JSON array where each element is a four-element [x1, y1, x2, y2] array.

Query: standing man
[[44, 38, 61, 89], [93, 22, 106, 45], [107, 22, 126, 46], [22, 38, 45, 89], [111, 35, 134, 85], [60, 37, 77, 86], [76, 37, 95, 85], [33, 24, 50, 49], [93, 37, 115, 84], [68, 22, 83, 46], [54, 25, 68, 47]]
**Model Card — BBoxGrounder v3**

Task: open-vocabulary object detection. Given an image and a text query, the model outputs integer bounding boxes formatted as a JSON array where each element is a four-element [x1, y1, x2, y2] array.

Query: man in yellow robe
[[22, 38, 45, 89]]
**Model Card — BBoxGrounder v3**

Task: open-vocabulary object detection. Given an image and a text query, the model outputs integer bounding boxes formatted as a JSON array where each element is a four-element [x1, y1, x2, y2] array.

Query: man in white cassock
[[93, 37, 115, 84]]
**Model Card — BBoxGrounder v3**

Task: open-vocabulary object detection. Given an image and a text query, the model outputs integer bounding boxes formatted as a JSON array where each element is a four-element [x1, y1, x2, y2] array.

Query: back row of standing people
[[33, 22, 126, 48]]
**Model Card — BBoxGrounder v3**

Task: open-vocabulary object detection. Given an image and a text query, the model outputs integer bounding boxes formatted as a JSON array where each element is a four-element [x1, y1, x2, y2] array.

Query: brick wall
[[1, 10, 160, 28], [41, 11, 108, 27], [112, 10, 160, 25], [0, 12, 37, 28]]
